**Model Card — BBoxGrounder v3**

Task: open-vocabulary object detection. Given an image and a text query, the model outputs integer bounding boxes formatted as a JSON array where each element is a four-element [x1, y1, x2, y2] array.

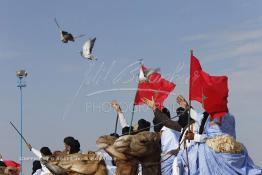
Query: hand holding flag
[[142, 97, 157, 111]]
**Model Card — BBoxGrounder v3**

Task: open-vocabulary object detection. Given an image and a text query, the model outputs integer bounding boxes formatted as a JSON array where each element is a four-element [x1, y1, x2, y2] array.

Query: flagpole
[[114, 113, 119, 134], [129, 104, 135, 134], [185, 50, 194, 175], [129, 59, 143, 134], [19, 78, 24, 175], [188, 49, 193, 130]]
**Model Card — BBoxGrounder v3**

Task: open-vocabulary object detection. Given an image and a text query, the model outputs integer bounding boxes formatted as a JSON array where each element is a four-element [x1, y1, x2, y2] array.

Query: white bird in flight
[[80, 37, 97, 60], [139, 66, 160, 81]]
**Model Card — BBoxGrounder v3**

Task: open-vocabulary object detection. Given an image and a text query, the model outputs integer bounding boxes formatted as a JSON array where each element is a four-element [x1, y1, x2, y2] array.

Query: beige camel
[[42, 151, 108, 175], [96, 135, 138, 175], [113, 131, 161, 175]]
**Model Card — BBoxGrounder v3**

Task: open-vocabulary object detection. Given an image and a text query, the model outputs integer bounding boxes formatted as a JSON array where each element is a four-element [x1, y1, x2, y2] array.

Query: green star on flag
[[201, 90, 208, 108]]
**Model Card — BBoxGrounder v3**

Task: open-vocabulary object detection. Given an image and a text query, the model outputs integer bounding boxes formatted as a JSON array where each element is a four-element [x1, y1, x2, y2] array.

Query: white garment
[[172, 109, 207, 175], [189, 109, 207, 142], [117, 112, 129, 128], [96, 151, 116, 175], [138, 164, 142, 175], [31, 148, 51, 175], [33, 169, 42, 175], [161, 126, 181, 175], [179, 109, 207, 147], [161, 126, 181, 154], [172, 157, 180, 175], [32, 148, 42, 158], [190, 108, 204, 129]]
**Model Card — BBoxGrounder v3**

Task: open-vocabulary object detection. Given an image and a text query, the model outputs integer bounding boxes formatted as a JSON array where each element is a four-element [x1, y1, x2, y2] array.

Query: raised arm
[[154, 108, 182, 131], [142, 97, 182, 131], [27, 143, 42, 159], [111, 100, 129, 128]]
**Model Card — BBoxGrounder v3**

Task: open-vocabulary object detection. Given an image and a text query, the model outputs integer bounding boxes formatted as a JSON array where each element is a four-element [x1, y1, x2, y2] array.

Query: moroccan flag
[[200, 71, 229, 119], [189, 53, 203, 103], [134, 65, 176, 109], [189, 52, 229, 118]]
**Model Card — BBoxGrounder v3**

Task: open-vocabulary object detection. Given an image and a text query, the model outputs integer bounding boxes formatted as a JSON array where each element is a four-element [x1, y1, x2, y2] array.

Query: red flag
[[3, 160, 20, 168], [189, 52, 229, 118], [189, 53, 203, 103], [134, 65, 176, 109], [200, 71, 229, 118]]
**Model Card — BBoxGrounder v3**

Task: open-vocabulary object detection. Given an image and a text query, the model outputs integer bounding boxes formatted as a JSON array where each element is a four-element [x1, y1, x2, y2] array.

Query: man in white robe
[[27, 144, 52, 175]]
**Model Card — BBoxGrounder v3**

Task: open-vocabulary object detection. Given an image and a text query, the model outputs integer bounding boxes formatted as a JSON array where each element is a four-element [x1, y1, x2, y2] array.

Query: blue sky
[[1, 0, 262, 173]]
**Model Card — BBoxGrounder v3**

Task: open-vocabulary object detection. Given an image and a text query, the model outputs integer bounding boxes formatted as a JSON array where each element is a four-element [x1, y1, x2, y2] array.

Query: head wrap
[[138, 119, 151, 132], [32, 160, 42, 175], [122, 126, 133, 135], [64, 136, 81, 154], [40, 147, 52, 156]]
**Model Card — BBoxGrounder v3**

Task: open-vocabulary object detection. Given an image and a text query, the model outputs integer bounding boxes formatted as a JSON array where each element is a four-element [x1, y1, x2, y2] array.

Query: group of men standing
[[111, 93, 262, 175]]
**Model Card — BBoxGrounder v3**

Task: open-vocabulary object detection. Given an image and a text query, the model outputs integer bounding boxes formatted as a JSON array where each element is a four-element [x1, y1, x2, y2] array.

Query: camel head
[[96, 135, 118, 149], [96, 135, 128, 161], [114, 131, 161, 157]]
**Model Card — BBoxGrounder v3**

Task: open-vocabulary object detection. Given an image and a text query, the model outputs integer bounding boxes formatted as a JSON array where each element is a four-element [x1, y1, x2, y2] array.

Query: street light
[[16, 69, 28, 175], [16, 70, 28, 79]]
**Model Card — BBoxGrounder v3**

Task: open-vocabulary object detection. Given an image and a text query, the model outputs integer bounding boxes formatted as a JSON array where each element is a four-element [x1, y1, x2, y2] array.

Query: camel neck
[[115, 160, 138, 175], [141, 161, 161, 175]]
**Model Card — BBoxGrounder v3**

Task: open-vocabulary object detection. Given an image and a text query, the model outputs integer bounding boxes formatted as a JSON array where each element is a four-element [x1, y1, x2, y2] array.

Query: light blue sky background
[[1, 0, 262, 174]]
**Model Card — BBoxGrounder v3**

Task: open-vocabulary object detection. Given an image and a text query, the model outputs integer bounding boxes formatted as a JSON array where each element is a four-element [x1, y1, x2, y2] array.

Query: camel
[[113, 131, 161, 175], [41, 151, 108, 175], [96, 135, 138, 175]]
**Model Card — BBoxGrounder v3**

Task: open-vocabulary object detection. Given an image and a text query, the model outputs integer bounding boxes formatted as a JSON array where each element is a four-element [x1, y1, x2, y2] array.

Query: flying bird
[[54, 18, 85, 43], [80, 37, 97, 61]]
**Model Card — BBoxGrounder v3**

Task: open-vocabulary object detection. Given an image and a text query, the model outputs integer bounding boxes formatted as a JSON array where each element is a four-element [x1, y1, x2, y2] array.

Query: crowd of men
[[1, 94, 261, 175]]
